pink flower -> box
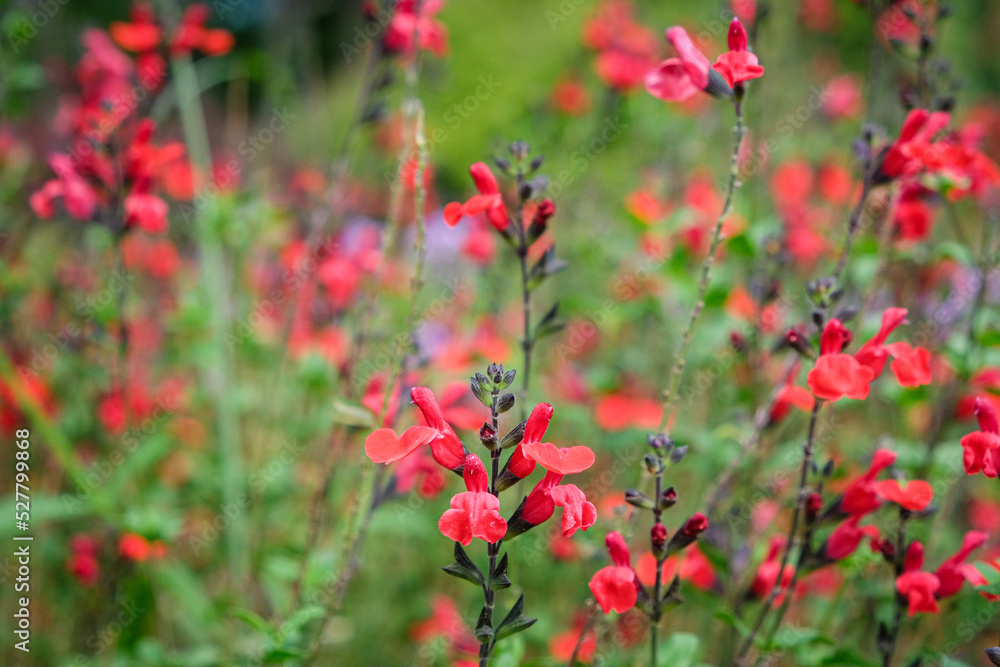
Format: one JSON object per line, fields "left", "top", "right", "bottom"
{"left": 711, "top": 18, "right": 764, "bottom": 87}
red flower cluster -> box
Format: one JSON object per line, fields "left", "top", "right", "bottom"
{"left": 806, "top": 308, "right": 931, "bottom": 401}
{"left": 646, "top": 18, "right": 762, "bottom": 103}
{"left": 895, "top": 531, "right": 990, "bottom": 616}
{"left": 365, "top": 382, "right": 597, "bottom": 545}
{"left": 30, "top": 18, "right": 200, "bottom": 233}
{"left": 383, "top": 0, "right": 448, "bottom": 59}
{"left": 111, "top": 2, "right": 234, "bottom": 84}
{"left": 582, "top": 0, "right": 659, "bottom": 92}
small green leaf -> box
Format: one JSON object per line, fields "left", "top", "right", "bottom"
{"left": 280, "top": 605, "right": 324, "bottom": 634}
{"left": 494, "top": 594, "right": 536, "bottom": 642}
{"left": 475, "top": 605, "right": 494, "bottom": 644}
{"left": 230, "top": 608, "right": 272, "bottom": 637}
{"left": 489, "top": 553, "right": 512, "bottom": 590}
{"left": 442, "top": 542, "right": 485, "bottom": 586}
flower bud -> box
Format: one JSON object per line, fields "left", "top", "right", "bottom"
{"left": 727, "top": 18, "right": 748, "bottom": 52}
{"left": 805, "top": 492, "right": 823, "bottom": 521}
{"left": 651, "top": 522, "right": 668, "bottom": 555}
{"left": 985, "top": 647, "right": 1000, "bottom": 666}
{"left": 660, "top": 486, "right": 678, "bottom": 510}
{"left": 480, "top": 422, "right": 498, "bottom": 450}
{"left": 625, "top": 488, "right": 654, "bottom": 510}
{"left": 644, "top": 453, "right": 662, "bottom": 474}
{"left": 666, "top": 512, "right": 709, "bottom": 555}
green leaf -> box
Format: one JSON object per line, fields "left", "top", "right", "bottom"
{"left": 726, "top": 233, "right": 755, "bottom": 259}
{"left": 263, "top": 647, "right": 305, "bottom": 662}
{"left": 656, "top": 632, "right": 700, "bottom": 667}
{"left": 535, "top": 302, "right": 566, "bottom": 340}
{"left": 230, "top": 608, "right": 273, "bottom": 637}
{"left": 280, "top": 605, "right": 324, "bottom": 634}
{"left": 490, "top": 553, "right": 512, "bottom": 590}
{"left": 979, "top": 330, "right": 1000, "bottom": 347}
{"left": 494, "top": 594, "right": 537, "bottom": 643}
{"left": 442, "top": 542, "right": 485, "bottom": 586}
{"left": 475, "top": 605, "right": 494, "bottom": 644}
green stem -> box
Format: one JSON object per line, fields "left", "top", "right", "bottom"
{"left": 171, "top": 51, "right": 246, "bottom": 585}
{"left": 658, "top": 99, "right": 745, "bottom": 434}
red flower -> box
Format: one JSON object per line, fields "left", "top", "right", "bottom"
{"left": 383, "top": 0, "right": 448, "bottom": 58}
{"left": 807, "top": 319, "right": 875, "bottom": 401}
{"left": 884, "top": 342, "right": 932, "bottom": 387}
{"left": 589, "top": 532, "right": 639, "bottom": 613}
{"left": 752, "top": 537, "right": 795, "bottom": 604}
{"left": 825, "top": 515, "right": 879, "bottom": 560}
{"left": 711, "top": 19, "right": 764, "bottom": 87}
{"left": 438, "top": 454, "right": 507, "bottom": 545}
{"left": 520, "top": 471, "right": 597, "bottom": 537}
{"left": 645, "top": 27, "right": 712, "bottom": 102}
{"left": 68, "top": 535, "right": 100, "bottom": 586}
{"left": 872, "top": 479, "right": 933, "bottom": 511}
{"left": 507, "top": 402, "right": 553, "bottom": 481}
{"left": 895, "top": 545, "right": 940, "bottom": 617}
{"left": 171, "top": 4, "right": 235, "bottom": 56}
{"left": 118, "top": 532, "right": 167, "bottom": 561}
{"left": 411, "top": 386, "right": 468, "bottom": 471}
{"left": 935, "top": 531, "right": 989, "bottom": 598}
{"left": 124, "top": 191, "right": 169, "bottom": 233}
{"left": 31, "top": 155, "right": 99, "bottom": 221}
{"left": 881, "top": 109, "right": 952, "bottom": 179}
{"left": 770, "top": 379, "right": 815, "bottom": 424}
{"left": 443, "top": 163, "right": 508, "bottom": 232}
{"left": 961, "top": 396, "right": 1000, "bottom": 477}
{"left": 841, "top": 449, "right": 897, "bottom": 515}
{"left": 110, "top": 3, "right": 162, "bottom": 52}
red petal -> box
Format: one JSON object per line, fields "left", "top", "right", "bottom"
{"left": 588, "top": 566, "right": 637, "bottom": 614}
{"left": 521, "top": 441, "right": 595, "bottom": 475}
{"left": 365, "top": 425, "right": 437, "bottom": 464}
{"left": 443, "top": 201, "right": 465, "bottom": 227}
{"left": 873, "top": 479, "right": 933, "bottom": 511}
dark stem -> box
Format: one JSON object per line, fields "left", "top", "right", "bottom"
{"left": 735, "top": 401, "right": 822, "bottom": 665}
{"left": 881, "top": 512, "right": 908, "bottom": 667}
{"left": 831, "top": 133, "right": 874, "bottom": 286}
{"left": 650, "top": 466, "right": 664, "bottom": 667}
{"left": 481, "top": 386, "right": 503, "bottom": 667}
{"left": 515, "top": 172, "right": 533, "bottom": 412}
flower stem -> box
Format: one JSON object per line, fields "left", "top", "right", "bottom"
{"left": 735, "top": 401, "right": 822, "bottom": 665}
{"left": 514, "top": 173, "right": 533, "bottom": 411}
{"left": 658, "top": 100, "right": 745, "bottom": 434}
{"left": 881, "top": 512, "right": 908, "bottom": 667}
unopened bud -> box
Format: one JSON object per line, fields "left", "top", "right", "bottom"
{"left": 651, "top": 522, "right": 668, "bottom": 554}
{"left": 480, "top": 422, "right": 498, "bottom": 450}
{"left": 805, "top": 492, "right": 823, "bottom": 521}
{"left": 660, "top": 487, "right": 677, "bottom": 510}
{"left": 985, "top": 647, "right": 1000, "bottom": 666}
{"left": 644, "top": 454, "right": 661, "bottom": 474}
{"left": 625, "top": 489, "right": 654, "bottom": 510}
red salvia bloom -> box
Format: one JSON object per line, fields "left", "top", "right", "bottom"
{"left": 752, "top": 537, "right": 795, "bottom": 604}
{"left": 521, "top": 470, "right": 597, "bottom": 537}
{"left": 411, "top": 386, "right": 468, "bottom": 471}
{"left": 443, "top": 162, "right": 509, "bottom": 232}
{"left": 383, "top": 0, "right": 448, "bottom": 59}
{"left": 589, "top": 532, "right": 639, "bottom": 613}
{"left": 645, "top": 27, "right": 712, "bottom": 102}
{"left": 896, "top": 543, "right": 940, "bottom": 616}
{"left": 854, "top": 308, "right": 908, "bottom": 376}
{"left": 935, "top": 530, "right": 989, "bottom": 598}
{"left": 711, "top": 18, "right": 764, "bottom": 87}
{"left": 825, "top": 515, "right": 879, "bottom": 560}
{"left": 961, "top": 396, "right": 1000, "bottom": 477}
{"left": 807, "top": 319, "right": 875, "bottom": 401}
{"left": 841, "top": 448, "right": 897, "bottom": 515}
{"left": 507, "top": 402, "right": 553, "bottom": 481}
{"left": 30, "top": 155, "right": 100, "bottom": 221}
{"left": 438, "top": 454, "right": 507, "bottom": 546}
{"left": 881, "top": 109, "right": 952, "bottom": 180}
{"left": 872, "top": 479, "right": 933, "bottom": 511}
